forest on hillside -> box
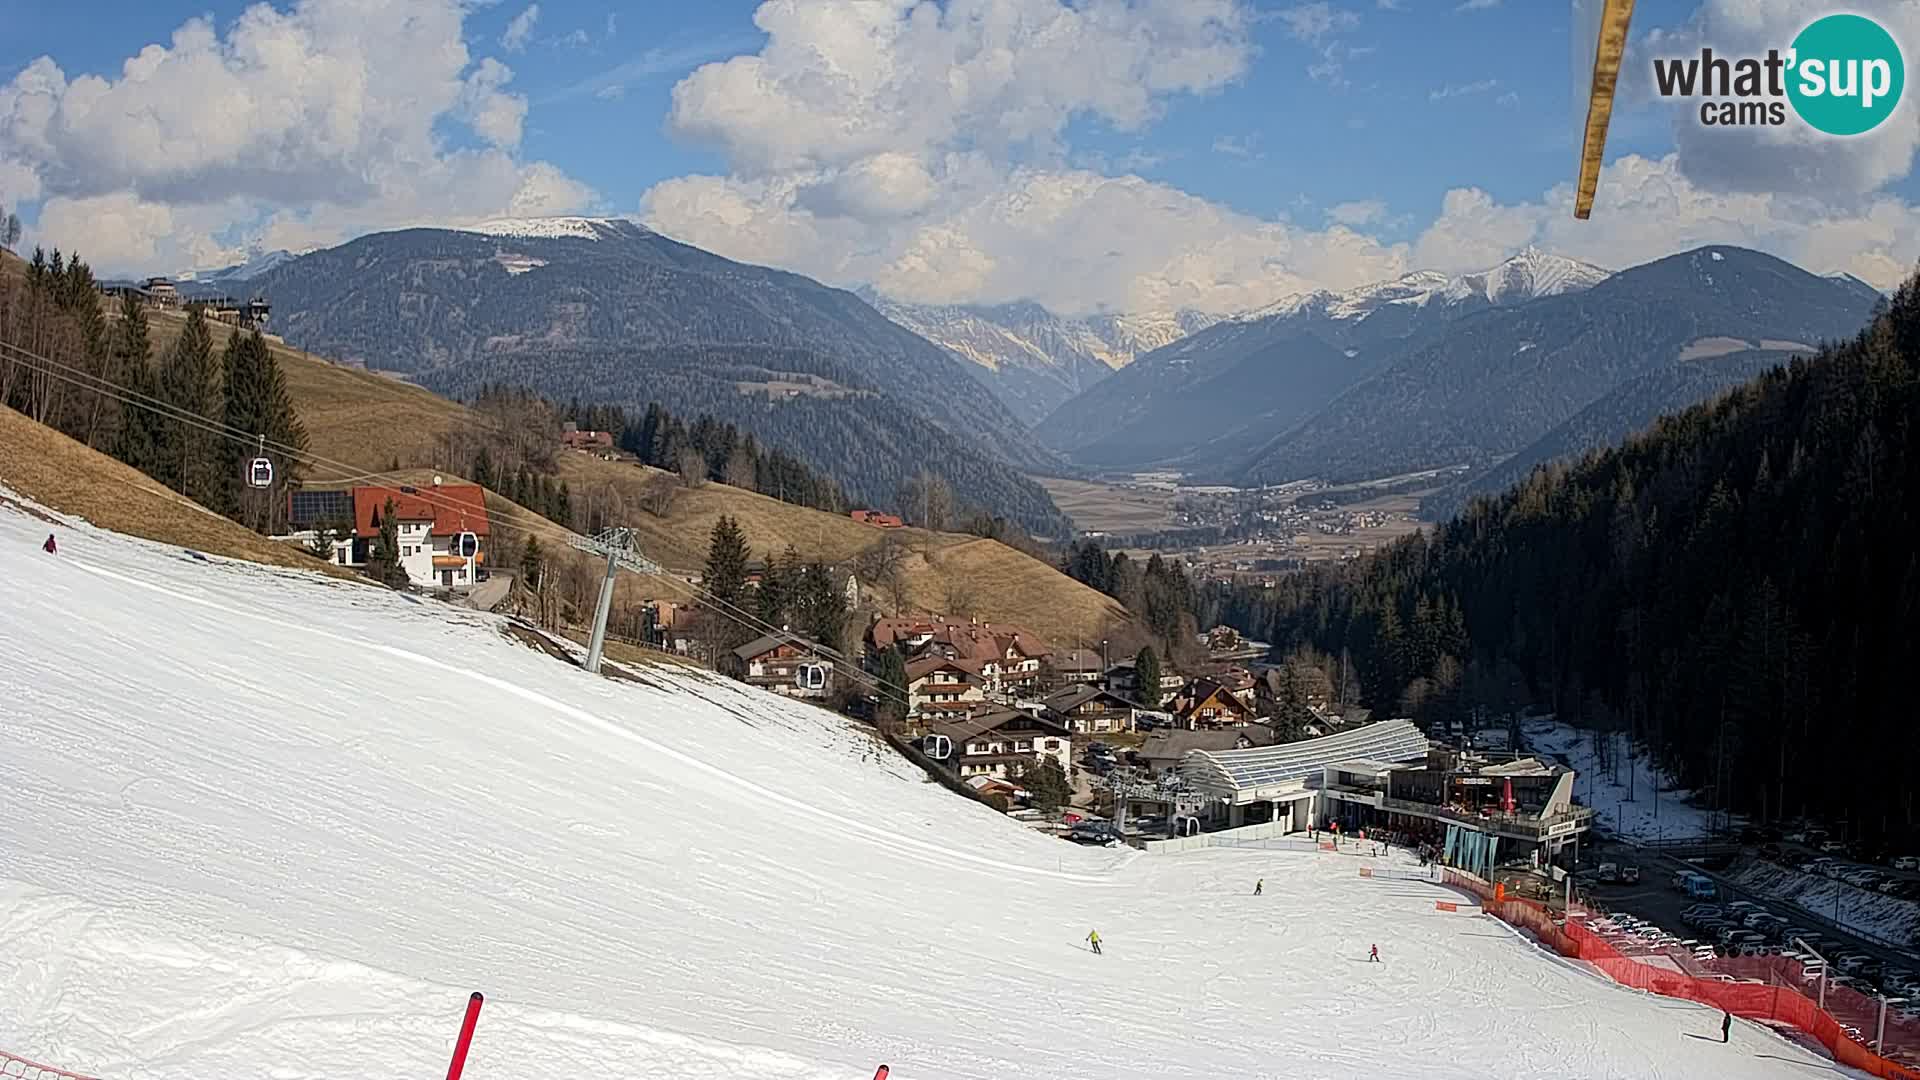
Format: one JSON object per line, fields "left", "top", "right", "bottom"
{"left": 422, "top": 345, "right": 1074, "bottom": 537}
{"left": 1199, "top": 279, "right": 1920, "bottom": 843}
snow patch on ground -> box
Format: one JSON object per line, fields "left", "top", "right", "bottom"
{"left": 1728, "top": 860, "right": 1920, "bottom": 949}
{"left": 0, "top": 494, "right": 1862, "bottom": 1080}
{"left": 1522, "top": 719, "right": 1721, "bottom": 842}
{"left": 460, "top": 217, "right": 626, "bottom": 241}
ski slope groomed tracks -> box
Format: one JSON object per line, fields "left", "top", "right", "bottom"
{"left": 0, "top": 493, "right": 1867, "bottom": 1080}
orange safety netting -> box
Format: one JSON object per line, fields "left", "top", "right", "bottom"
{"left": 1440, "top": 869, "right": 1920, "bottom": 1080}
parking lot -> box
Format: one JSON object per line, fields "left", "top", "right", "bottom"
{"left": 1579, "top": 839, "right": 1920, "bottom": 1009}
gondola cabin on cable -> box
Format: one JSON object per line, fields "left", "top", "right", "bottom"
{"left": 247, "top": 456, "right": 274, "bottom": 488}
{"left": 727, "top": 633, "right": 841, "bottom": 701}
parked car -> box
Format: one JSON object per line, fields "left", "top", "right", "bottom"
{"left": 1598, "top": 862, "right": 1619, "bottom": 883}
{"left": 1068, "top": 822, "right": 1124, "bottom": 845}
{"left": 1892, "top": 855, "right": 1920, "bottom": 871}
{"left": 1820, "top": 839, "right": 1848, "bottom": 854}
{"left": 1621, "top": 866, "right": 1640, "bottom": 884}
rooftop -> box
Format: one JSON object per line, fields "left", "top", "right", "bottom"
{"left": 1180, "top": 720, "right": 1430, "bottom": 793}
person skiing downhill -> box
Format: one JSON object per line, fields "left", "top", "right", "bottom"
{"left": 1087, "top": 929, "right": 1102, "bottom": 956}
{"left": 1368, "top": 944, "right": 1380, "bottom": 963}
{"left": 41, "top": 533, "right": 56, "bottom": 554}
{"left": 1254, "top": 879, "right": 1264, "bottom": 896}
{"left": 1721, "top": 1010, "right": 1732, "bottom": 1043}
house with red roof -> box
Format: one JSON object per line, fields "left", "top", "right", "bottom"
{"left": 348, "top": 480, "right": 491, "bottom": 590}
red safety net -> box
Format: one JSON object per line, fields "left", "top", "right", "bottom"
{"left": 1441, "top": 869, "right": 1920, "bottom": 1079}
{"left": 0, "top": 1051, "right": 102, "bottom": 1080}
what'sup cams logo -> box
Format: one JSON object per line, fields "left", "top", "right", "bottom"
{"left": 1653, "top": 13, "right": 1905, "bottom": 135}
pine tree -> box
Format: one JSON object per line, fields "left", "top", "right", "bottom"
{"left": 111, "top": 293, "right": 161, "bottom": 475}
{"left": 256, "top": 333, "right": 308, "bottom": 534}
{"left": 471, "top": 445, "right": 495, "bottom": 491}
{"left": 1020, "top": 757, "right": 1074, "bottom": 814}
{"left": 155, "top": 306, "right": 221, "bottom": 502}
{"left": 874, "top": 645, "right": 909, "bottom": 725}
{"left": 363, "top": 500, "right": 411, "bottom": 589}
{"left": 756, "top": 548, "right": 790, "bottom": 627}
{"left": 799, "top": 560, "right": 848, "bottom": 651}
{"left": 704, "top": 515, "right": 750, "bottom": 608}
{"left": 1134, "top": 646, "right": 1162, "bottom": 708}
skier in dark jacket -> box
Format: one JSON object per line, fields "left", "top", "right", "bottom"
{"left": 1721, "top": 1010, "right": 1732, "bottom": 1043}
{"left": 42, "top": 533, "right": 56, "bottom": 554}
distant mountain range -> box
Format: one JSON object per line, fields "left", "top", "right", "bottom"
{"left": 1037, "top": 249, "right": 1613, "bottom": 471}
{"left": 1235, "top": 247, "right": 1882, "bottom": 490}
{"left": 237, "top": 218, "right": 1074, "bottom": 535}
{"left": 863, "top": 293, "right": 1220, "bottom": 425}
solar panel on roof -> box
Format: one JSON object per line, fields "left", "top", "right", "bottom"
{"left": 289, "top": 490, "right": 354, "bottom": 529}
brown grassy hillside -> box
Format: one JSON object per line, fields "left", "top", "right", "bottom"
{"left": 253, "top": 333, "right": 1129, "bottom": 645}
{"left": 0, "top": 404, "right": 360, "bottom": 580}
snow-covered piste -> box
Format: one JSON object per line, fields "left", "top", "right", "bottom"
{"left": 0, "top": 494, "right": 1861, "bottom": 1079}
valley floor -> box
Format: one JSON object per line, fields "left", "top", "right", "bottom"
{"left": 0, "top": 493, "right": 1865, "bottom": 1080}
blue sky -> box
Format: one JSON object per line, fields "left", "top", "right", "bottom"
{"left": 3, "top": 0, "right": 1918, "bottom": 313}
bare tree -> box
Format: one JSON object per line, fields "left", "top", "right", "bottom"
{"left": 638, "top": 473, "right": 678, "bottom": 517}
{"left": 678, "top": 448, "right": 708, "bottom": 488}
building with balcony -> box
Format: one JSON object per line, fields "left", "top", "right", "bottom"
{"left": 1319, "top": 747, "right": 1595, "bottom": 875}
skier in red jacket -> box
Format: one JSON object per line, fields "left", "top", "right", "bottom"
{"left": 42, "top": 534, "right": 56, "bottom": 554}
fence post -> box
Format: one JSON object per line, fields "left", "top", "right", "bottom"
{"left": 447, "top": 991, "right": 485, "bottom": 1080}
{"left": 1875, "top": 994, "right": 1887, "bottom": 1055}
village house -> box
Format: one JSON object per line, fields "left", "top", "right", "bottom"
{"left": 1040, "top": 685, "right": 1144, "bottom": 736}
{"left": 559, "top": 422, "right": 615, "bottom": 453}
{"left": 143, "top": 277, "right": 179, "bottom": 308}
{"left": 868, "top": 616, "right": 1052, "bottom": 696}
{"left": 905, "top": 656, "right": 988, "bottom": 720}
{"left": 289, "top": 481, "right": 489, "bottom": 590}
{"left": 728, "top": 634, "right": 838, "bottom": 700}
{"left": 849, "top": 509, "right": 904, "bottom": 528}
{"left": 1169, "top": 676, "right": 1256, "bottom": 730}
{"left": 1104, "top": 659, "right": 1184, "bottom": 703}
{"left": 1052, "top": 648, "right": 1106, "bottom": 685}
{"left": 921, "top": 707, "right": 1072, "bottom": 781}
{"left": 1136, "top": 725, "right": 1280, "bottom": 777}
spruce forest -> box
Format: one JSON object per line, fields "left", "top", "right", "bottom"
{"left": 1198, "top": 277, "right": 1920, "bottom": 842}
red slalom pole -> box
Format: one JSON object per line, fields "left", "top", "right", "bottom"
{"left": 873, "top": 1068, "right": 890, "bottom": 1080}
{"left": 446, "top": 991, "right": 485, "bottom": 1080}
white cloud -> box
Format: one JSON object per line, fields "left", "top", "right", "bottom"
{"left": 1429, "top": 79, "right": 1498, "bottom": 101}
{"left": 666, "top": 0, "right": 1256, "bottom": 176}
{"left": 0, "top": 0, "right": 594, "bottom": 274}
{"left": 1275, "top": 3, "right": 1360, "bottom": 43}
{"left": 645, "top": 165, "right": 1410, "bottom": 316}
{"left": 1412, "top": 154, "right": 1920, "bottom": 290}
{"left": 1327, "top": 199, "right": 1388, "bottom": 226}
{"left": 1456, "top": 0, "right": 1501, "bottom": 10}
{"left": 1212, "top": 134, "right": 1260, "bottom": 158}
{"left": 502, "top": 4, "right": 540, "bottom": 52}
{"left": 1495, "top": 90, "right": 1519, "bottom": 108}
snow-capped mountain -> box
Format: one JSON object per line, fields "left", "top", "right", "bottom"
{"left": 456, "top": 216, "right": 641, "bottom": 241}
{"left": 179, "top": 248, "right": 304, "bottom": 287}
{"left": 1037, "top": 250, "right": 1613, "bottom": 468}
{"left": 863, "top": 291, "right": 1221, "bottom": 425}
{"left": 1235, "top": 249, "right": 1611, "bottom": 325}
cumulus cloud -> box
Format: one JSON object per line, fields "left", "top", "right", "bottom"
{"left": 666, "top": 0, "right": 1256, "bottom": 175}
{"left": 1429, "top": 79, "right": 1499, "bottom": 101}
{"left": 640, "top": 0, "right": 1405, "bottom": 316}
{"left": 1327, "top": 199, "right": 1388, "bottom": 226}
{"left": 502, "top": 4, "right": 540, "bottom": 52}
{"left": 1411, "top": 154, "right": 1920, "bottom": 289}
{"left": 0, "top": 0, "right": 594, "bottom": 273}
{"left": 646, "top": 165, "right": 1411, "bottom": 315}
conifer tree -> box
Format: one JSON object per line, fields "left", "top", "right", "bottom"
{"left": 703, "top": 515, "right": 750, "bottom": 608}
{"left": 1134, "top": 646, "right": 1162, "bottom": 708}
{"left": 155, "top": 306, "right": 221, "bottom": 502}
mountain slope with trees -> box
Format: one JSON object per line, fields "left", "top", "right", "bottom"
{"left": 247, "top": 221, "right": 1071, "bottom": 534}
{"left": 1203, "top": 276, "right": 1920, "bottom": 834}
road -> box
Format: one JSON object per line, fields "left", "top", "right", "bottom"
{"left": 461, "top": 571, "right": 512, "bottom": 612}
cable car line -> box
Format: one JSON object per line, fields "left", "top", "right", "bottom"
{"left": 1, "top": 340, "right": 920, "bottom": 703}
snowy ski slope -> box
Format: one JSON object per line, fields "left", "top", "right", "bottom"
{"left": 0, "top": 493, "right": 1863, "bottom": 1080}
